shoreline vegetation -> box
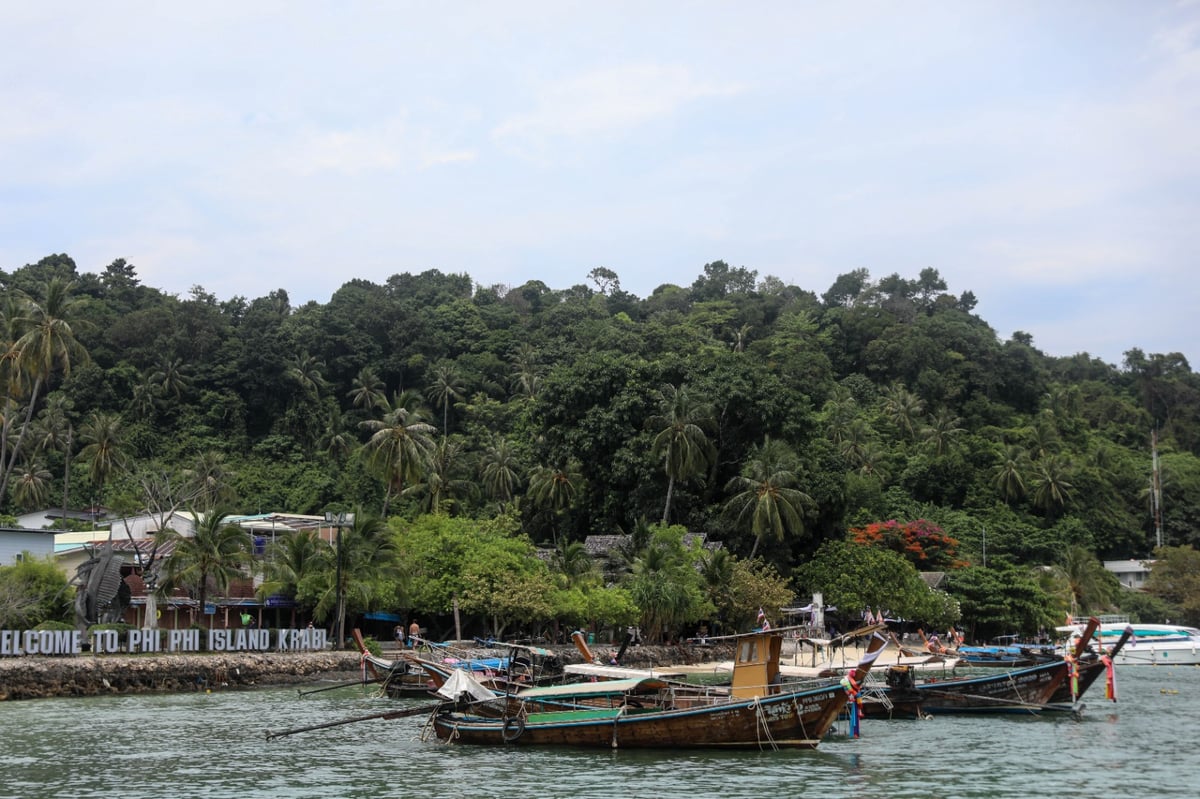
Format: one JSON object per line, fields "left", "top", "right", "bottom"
{"left": 0, "top": 640, "right": 739, "bottom": 701}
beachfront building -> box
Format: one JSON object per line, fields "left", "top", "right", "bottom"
{"left": 0, "top": 526, "right": 57, "bottom": 565}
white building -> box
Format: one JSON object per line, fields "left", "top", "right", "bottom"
{"left": 1103, "top": 559, "right": 1155, "bottom": 590}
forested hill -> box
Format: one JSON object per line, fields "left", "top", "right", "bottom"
{"left": 2, "top": 254, "right": 1197, "bottom": 574}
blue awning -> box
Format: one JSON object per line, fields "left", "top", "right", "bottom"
{"left": 364, "top": 611, "right": 402, "bottom": 622}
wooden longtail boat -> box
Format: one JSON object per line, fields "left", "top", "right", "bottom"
{"left": 1045, "top": 623, "right": 1133, "bottom": 706}
{"left": 352, "top": 629, "right": 563, "bottom": 697}
{"left": 350, "top": 630, "right": 439, "bottom": 697}
{"left": 862, "top": 618, "right": 1120, "bottom": 718}
{"left": 424, "top": 628, "right": 890, "bottom": 750}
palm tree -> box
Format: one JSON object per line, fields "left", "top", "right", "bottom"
{"left": 1052, "top": 545, "right": 1118, "bottom": 617}
{"left": 32, "top": 393, "right": 74, "bottom": 520}
{"left": 129, "top": 371, "right": 160, "bottom": 417}
{"left": 993, "top": 445, "right": 1030, "bottom": 505}
{"left": 286, "top": 353, "right": 328, "bottom": 399}
{"left": 11, "top": 460, "right": 51, "bottom": 509}
{"left": 1027, "top": 414, "right": 1061, "bottom": 460}
{"left": 838, "top": 417, "right": 877, "bottom": 469}
{"left": 647, "top": 384, "right": 715, "bottom": 524}
{"left": 527, "top": 462, "right": 582, "bottom": 546}
{"left": 701, "top": 548, "right": 735, "bottom": 624}
{"left": 553, "top": 539, "right": 597, "bottom": 588}
{"left": 509, "top": 344, "right": 542, "bottom": 399}
{"left": 881, "top": 384, "right": 925, "bottom": 440}
{"left": 402, "top": 437, "right": 477, "bottom": 514}
{"left": 149, "top": 357, "right": 191, "bottom": 401}
{"left": 258, "top": 529, "right": 323, "bottom": 627}
{"left": 626, "top": 538, "right": 697, "bottom": 642}
{"left": 0, "top": 278, "right": 89, "bottom": 500}
{"left": 723, "top": 436, "right": 813, "bottom": 560}
{"left": 821, "top": 386, "right": 858, "bottom": 446}
{"left": 921, "top": 407, "right": 965, "bottom": 456}
{"left": 77, "top": 412, "right": 127, "bottom": 503}
{"left": 479, "top": 435, "right": 522, "bottom": 507}
{"left": 1031, "top": 455, "right": 1074, "bottom": 514}
{"left": 159, "top": 510, "right": 250, "bottom": 630}
{"left": 182, "top": 451, "right": 238, "bottom": 512}
{"left": 313, "top": 513, "right": 393, "bottom": 648}
{"left": 856, "top": 441, "right": 891, "bottom": 481}
{"left": 319, "top": 406, "right": 354, "bottom": 462}
{"left": 347, "top": 366, "right": 386, "bottom": 411}
{"left": 359, "top": 396, "right": 437, "bottom": 516}
{"left": 426, "top": 364, "right": 465, "bottom": 438}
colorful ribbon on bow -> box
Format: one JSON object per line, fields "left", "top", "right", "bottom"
{"left": 841, "top": 673, "right": 862, "bottom": 738}
{"left": 1101, "top": 652, "right": 1116, "bottom": 701}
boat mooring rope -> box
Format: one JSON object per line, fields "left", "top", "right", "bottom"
{"left": 752, "top": 697, "right": 779, "bottom": 751}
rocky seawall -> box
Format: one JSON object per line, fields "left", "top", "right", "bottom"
{"left": 0, "top": 651, "right": 365, "bottom": 701}
{"left": 0, "top": 640, "right": 736, "bottom": 701}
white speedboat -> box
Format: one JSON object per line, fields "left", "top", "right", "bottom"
{"left": 1104, "top": 623, "right": 1200, "bottom": 665}
{"left": 1062, "top": 619, "right": 1200, "bottom": 666}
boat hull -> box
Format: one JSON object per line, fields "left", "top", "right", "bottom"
{"left": 863, "top": 660, "right": 1067, "bottom": 718}
{"left": 1112, "top": 642, "right": 1200, "bottom": 666}
{"left": 432, "top": 686, "right": 846, "bottom": 749}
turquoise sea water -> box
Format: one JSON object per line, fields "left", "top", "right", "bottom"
{"left": 3, "top": 665, "right": 1199, "bottom": 799}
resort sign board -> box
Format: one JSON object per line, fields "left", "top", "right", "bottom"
{"left": 0, "top": 627, "right": 328, "bottom": 657}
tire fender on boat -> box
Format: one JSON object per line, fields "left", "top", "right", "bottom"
{"left": 502, "top": 715, "right": 525, "bottom": 743}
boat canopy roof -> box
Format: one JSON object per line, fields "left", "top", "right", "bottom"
{"left": 563, "top": 663, "right": 685, "bottom": 680}
{"left": 515, "top": 677, "right": 668, "bottom": 699}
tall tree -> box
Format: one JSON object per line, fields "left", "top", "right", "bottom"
{"left": 359, "top": 395, "right": 437, "bottom": 516}
{"left": 426, "top": 363, "right": 465, "bottom": 438}
{"left": 1, "top": 278, "right": 89, "bottom": 500}
{"left": 881, "top": 383, "right": 925, "bottom": 440}
{"left": 11, "top": 461, "right": 51, "bottom": 509}
{"left": 158, "top": 509, "right": 250, "bottom": 630}
{"left": 347, "top": 366, "right": 386, "bottom": 411}
{"left": 993, "top": 445, "right": 1031, "bottom": 505}
{"left": 258, "top": 528, "right": 322, "bottom": 627}
{"left": 527, "top": 462, "right": 582, "bottom": 546}
{"left": 77, "top": 412, "right": 127, "bottom": 504}
{"left": 723, "top": 436, "right": 813, "bottom": 560}
{"left": 182, "top": 451, "right": 238, "bottom": 512}
{"left": 647, "top": 384, "right": 715, "bottom": 524}
{"left": 921, "top": 407, "right": 965, "bottom": 456}
{"left": 32, "top": 393, "right": 74, "bottom": 520}
{"left": 1031, "top": 455, "right": 1074, "bottom": 515}
{"left": 479, "top": 435, "right": 522, "bottom": 508}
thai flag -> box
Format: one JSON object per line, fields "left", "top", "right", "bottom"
{"left": 757, "top": 607, "right": 766, "bottom": 623}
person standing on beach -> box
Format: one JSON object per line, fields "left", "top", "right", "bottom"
{"left": 409, "top": 619, "right": 420, "bottom": 648}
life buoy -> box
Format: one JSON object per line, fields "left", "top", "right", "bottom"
{"left": 502, "top": 715, "right": 525, "bottom": 743}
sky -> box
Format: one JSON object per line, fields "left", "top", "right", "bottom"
{"left": 2, "top": 1, "right": 1198, "bottom": 368}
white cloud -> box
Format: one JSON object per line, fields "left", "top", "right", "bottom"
{"left": 492, "top": 64, "right": 743, "bottom": 144}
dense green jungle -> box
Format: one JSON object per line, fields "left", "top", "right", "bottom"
{"left": 2, "top": 253, "right": 1199, "bottom": 639}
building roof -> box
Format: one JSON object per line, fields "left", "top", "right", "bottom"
{"left": 1103, "top": 559, "right": 1155, "bottom": 574}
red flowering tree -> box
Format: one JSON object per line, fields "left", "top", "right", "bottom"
{"left": 849, "top": 519, "right": 967, "bottom": 571}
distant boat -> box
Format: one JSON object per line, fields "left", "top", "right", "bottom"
{"left": 1061, "top": 617, "right": 1200, "bottom": 666}
{"left": 862, "top": 618, "right": 1126, "bottom": 718}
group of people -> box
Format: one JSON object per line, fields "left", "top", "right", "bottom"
{"left": 394, "top": 620, "right": 422, "bottom": 648}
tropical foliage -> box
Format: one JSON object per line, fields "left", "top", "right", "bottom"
{"left": 2, "top": 255, "right": 1199, "bottom": 637}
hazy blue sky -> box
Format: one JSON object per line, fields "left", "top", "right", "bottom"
{"left": 3, "top": 2, "right": 1197, "bottom": 367}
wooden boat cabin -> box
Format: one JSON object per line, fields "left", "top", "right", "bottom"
{"left": 730, "top": 630, "right": 783, "bottom": 699}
